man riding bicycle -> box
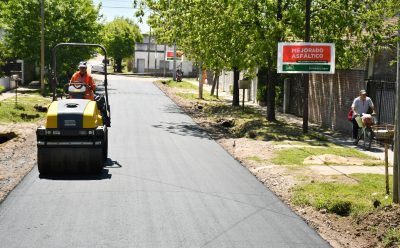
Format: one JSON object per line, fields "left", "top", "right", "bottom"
{"left": 351, "top": 89, "right": 376, "bottom": 143}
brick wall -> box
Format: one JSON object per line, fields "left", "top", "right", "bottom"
{"left": 288, "top": 70, "right": 367, "bottom": 134}
{"left": 220, "top": 69, "right": 371, "bottom": 134}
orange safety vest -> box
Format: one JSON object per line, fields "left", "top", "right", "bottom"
{"left": 201, "top": 70, "right": 207, "bottom": 84}
{"left": 70, "top": 72, "right": 96, "bottom": 100}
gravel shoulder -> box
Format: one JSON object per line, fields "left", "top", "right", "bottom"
{"left": 0, "top": 122, "right": 39, "bottom": 202}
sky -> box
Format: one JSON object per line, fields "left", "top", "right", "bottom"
{"left": 92, "top": 0, "right": 149, "bottom": 33}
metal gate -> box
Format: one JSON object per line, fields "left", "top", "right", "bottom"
{"left": 367, "top": 79, "right": 396, "bottom": 125}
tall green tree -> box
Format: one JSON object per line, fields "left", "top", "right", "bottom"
{"left": 310, "top": 0, "right": 399, "bottom": 69}
{"left": 136, "top": 0, "right": 398, "bottom": 117}
{"left": 0, "top": 1, "right": 9, "bottom": 74}
{"left": 138, "top": 0, "right": 259, "bottom": 106}
{"left": 1, "top": 0, "right": 102, "bottom": 82}
{"left": 102, "top": 17, "right": 142, "bottom": 72}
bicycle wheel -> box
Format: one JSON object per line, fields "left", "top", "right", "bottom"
{"left": 354, "top": 128, "right": 362, "bottom": 145}
{"left": 363, "top": 127, "right": 373, "bottom": 150}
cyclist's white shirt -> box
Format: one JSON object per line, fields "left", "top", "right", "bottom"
{"left": 351, "top": 96, "right": 374, "bottom": 116}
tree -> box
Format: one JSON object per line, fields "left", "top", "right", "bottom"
{"left": 102, "top": 17, "right": 142, "bottom": 73}
{"left": 0, "top": 42, "right": 8, "bottom": 77}
{"left": 137, "top": 0, "right": 258, "bottom": 106}
{"left": 137, "top": 0, "right": 398, "bottom": 117}
{"left": 1, "top": 0, "right": 102, "bottom": 83}
{"left": 0, "top": 1, "right": 9, "bottom": 76}
{"left": 310, "top": 0, "right": 399, "bottom": 69}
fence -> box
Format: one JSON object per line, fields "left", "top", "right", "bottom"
{"left": 286, "top": 70, "right": 367, "bottom": 134}
{"left": 367, "top": 79, "right": 396, "bottom": 125}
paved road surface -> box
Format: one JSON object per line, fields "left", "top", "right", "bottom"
{"left": 0, "top": 75, "right": 330, "bottom": 247}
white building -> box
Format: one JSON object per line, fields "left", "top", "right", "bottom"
{"left": 134, "top": 34, "right": 195, "bottom": 77}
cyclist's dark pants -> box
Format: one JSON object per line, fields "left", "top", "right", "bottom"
{"left": 351, "top": 117, "right": 359, "bottom": 139}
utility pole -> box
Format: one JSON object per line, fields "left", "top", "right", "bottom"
{"left": 303, "top": 0, "right": 311, "bottom": 133}
{"left": 392, "top": 17, "right": 399, "bottom": 203}
{"left": 147, "top": 27, "right": 151, "bottom": 73}
{"left": 198, "top": 62, "right": 203, "bottom": 99}
{"left": 40, "top": 0, "right": 45, "bottom": 95}
{"left": 163, "top": 44, "right": 166, "bottom": 77}
{"left": 155, "top": 36, "right": 157, "bottom": 70}
{"left": 173, "top": 42, "right": 176, "bottom": 81}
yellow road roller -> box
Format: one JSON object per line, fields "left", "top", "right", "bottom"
{"left": 36, "top": 43, "right": 111, "bottom": 174}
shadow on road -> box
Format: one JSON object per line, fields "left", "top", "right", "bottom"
{"left": 38, "top": 158, "right": 123, "bottom": 180}
{"left": 104, "top": 158, "right": 122, "bottom": 168}
{"left": 161, "top": 104, "right": 186, "bottom": 115}
{"left": 152, "top": 122, "right": 211, "bottom": 139}
{"left": 39, "top": 168, "right": 112, "bottom": 180}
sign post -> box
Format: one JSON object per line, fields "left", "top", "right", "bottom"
{"left": 239, "top": 79, "right": 251, "bottom": 110}
{"left": 277, "top": 42, "right": 335, "bottom": 133}
{"left": 278, "top": 42, "right": 335, "bottom": 74}
{"left": 166, "top": 51, "right": 183, "bottom": 61}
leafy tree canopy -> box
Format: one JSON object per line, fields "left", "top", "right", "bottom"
{"left": 1, "top": 0, "right": 102, "bottom": 81}
{"left": 311, "top": 0, "right": 399, "bottom": 69}
{"left": 136, "top": 0, "right": 399, "bottom": 70}
{"left": 136, "top": 0, "right": 398, "bottom": 115}
{"left": 102, "top": 17, "right": 142, "bottom": 72}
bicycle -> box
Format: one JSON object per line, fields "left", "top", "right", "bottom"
{"left": 354, "top": 114, "right": 376, "bottom": 150}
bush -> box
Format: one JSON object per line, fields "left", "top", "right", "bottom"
{"left": 0, "top": 85, "right": 5, "bottom": 94}
{"left": 315, "top": 199, "right": 352, "bottom": 216}
{"left": 256, "top": 84, "right": 283, "bottom": 106}
{"left": 275, "top": 84, "right": 283, "bottom": 107}
{"left": 327, "top": 200, "right": 352, "bottom": 216}
{"left": 256, "top": 85, "right": 266, "bottom": 102}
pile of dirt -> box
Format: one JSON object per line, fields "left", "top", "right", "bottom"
{"left": 355, "top": 205, "right": 400, "bottom": 247}
{"left": 304, "top": 154, "right": 365, "bottom": 165}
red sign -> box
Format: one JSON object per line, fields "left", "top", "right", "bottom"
{"left": 282, "top": 45, "right": 331, "bottom": 63}
{"left": 166, "top": 51, "right": 174, "bottom": 58}
{"left": 278, "top": 42, "right": 335, "bottom": 74}
{"left": 166, "top": 51, "right": 183, "bottom": 61}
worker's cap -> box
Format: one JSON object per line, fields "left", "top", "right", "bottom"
{"left": 360, "top": 89, "right": 367, "bottom": 95}
{"left": 78, "top": 62, "right": 87, "bottom": 68}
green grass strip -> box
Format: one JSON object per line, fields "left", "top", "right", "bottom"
{"left": 0, "top": 95, "right": 50, "bottom": 123}
{"left": 272, "top": 147, "right": 377, "bottom": 165}
{"left": 165, "top": 80, "right": 198, "bottom": 90}
{"left": 383, "top": 228, "right": 400, "bottom": 247}
{"left": 292, "top": 174, "right": 392, "bottom": 216}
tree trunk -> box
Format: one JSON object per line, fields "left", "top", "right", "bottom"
{"left": 210, "top": 73, "right": 217, "bottom": 96}
{"left": 198, "top": 65, "right": 204, "bottom": 99}
{"left": 264, "top": 0, "right": 280, "bottom": 122}
{"left": 115, "top": 58, "right": 123, "bottom": 73}
{"left": 232, "top": 68, "right": 240, "bottom": 106}
{"left": 216, "top": 75, "right": 219, "bottom": 99}
{"left": 258, "top": 66, "right": 268, "bottom": 105}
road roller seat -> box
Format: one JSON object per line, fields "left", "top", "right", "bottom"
{"left": 65, "top": 82, "right": 93, "bottom": 99}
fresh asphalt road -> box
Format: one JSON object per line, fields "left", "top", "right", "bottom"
{"left": 0, "top": 75, "right": 330, "bottom": 247}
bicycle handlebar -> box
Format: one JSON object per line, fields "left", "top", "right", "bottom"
{"left": 354, "top": 113, "right": 376, "bottom": 117}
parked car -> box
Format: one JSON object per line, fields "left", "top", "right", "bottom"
{"left": 91, "top": 63, "right": 105, "bottom": 74}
